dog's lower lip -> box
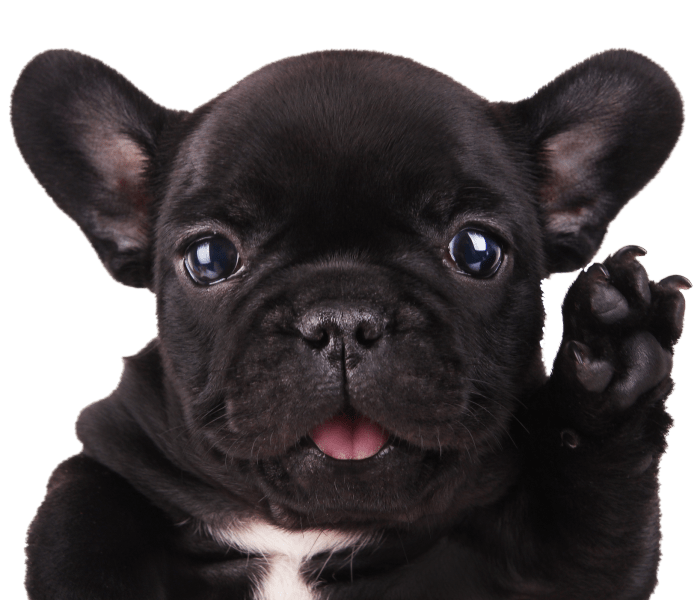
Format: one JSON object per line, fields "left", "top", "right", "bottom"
{"left": 304, "top": 437, "right": 396, "bottom": 461}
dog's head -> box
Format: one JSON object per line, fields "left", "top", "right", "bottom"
{"left": 12, "top": 50, "right": 681, "bottom": 527}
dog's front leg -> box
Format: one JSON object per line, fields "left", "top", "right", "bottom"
{"left": 25, "top": 454, "right": 176, "bottom": 599}
{"left": 26, "top": 453, "right": 264, "bottom": 600}
{"left": 514, "top": 247, "right": 688, "bottom": 599}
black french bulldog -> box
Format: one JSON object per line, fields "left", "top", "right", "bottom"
{"left": 12, "top": 49, "right": 689, "bottom": 600}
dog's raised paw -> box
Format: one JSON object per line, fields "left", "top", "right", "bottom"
{"left": 552, "top": 247, "right": 689, "bottom": 419}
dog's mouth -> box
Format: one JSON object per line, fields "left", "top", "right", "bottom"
{"left": 253, "top": 408, "right": 472, "bottom": 527}
{"left": 308, "top": 408, "right": 391, "bottom": 460}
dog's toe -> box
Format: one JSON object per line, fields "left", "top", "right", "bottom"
{"left": 650, "top": 275, "right": 691, "bottom": 346}
{"left": 586, "top": 265, "right": 630, "bottom": 325}
{"left": 606, "top": 331, "right": 673, "bottom": 411}
{"left": 601, "top": 246, "right": 652, "bottom": 315}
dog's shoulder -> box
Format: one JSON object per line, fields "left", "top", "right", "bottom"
{"left": 29, "top": 453, "right": 169, "bottom": 543}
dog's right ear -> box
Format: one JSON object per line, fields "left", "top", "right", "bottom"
{"left": 12, "top": 50, "right": 185, "bottom": 288}
{"left": 501, "top": 50, "right": 683, "bottom": 274}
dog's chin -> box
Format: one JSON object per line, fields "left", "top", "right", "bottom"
{"left": 251, "top": 433, "right": 470, "bottom": 527}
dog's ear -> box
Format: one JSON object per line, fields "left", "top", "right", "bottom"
{"left": 506, "top": 50, "right": 683, "bottom": 273}
{"left": 12, "top": 50, "right": 185, "bottom": 288}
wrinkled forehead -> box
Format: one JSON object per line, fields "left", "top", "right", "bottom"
{"left": 162, "top": 52, "right": 534, "bottom": 238}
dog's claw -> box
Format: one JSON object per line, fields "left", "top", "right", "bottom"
{"left": 561, "top": 429, "right": 580, "bottom": 449}
{"left": 564, "top": 340, "right": 614, "bottom": 393}
{"left": 604, "top": 246, "right": 651, "bottom": 308}
{"left": 606, "top": 244, "right": 648, "bottom": 260}
{"left": 659, "top": 275, "right": 692, "bottom": 291}
{"left": 568, "top": 340, "right": 588, "bottom": 364}
{"left": 598, "top": 264, "right": 610, "bottom": 280}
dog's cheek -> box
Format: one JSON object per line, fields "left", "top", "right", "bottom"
{"left": 155, "top": 263, "right": 231, "bottom": 397}
{"left": 450, "top": 271, "right": 546, "bottom": 432}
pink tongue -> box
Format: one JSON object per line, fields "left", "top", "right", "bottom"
{"left": 310, "top": 413, "right": 389, "bottom": 460}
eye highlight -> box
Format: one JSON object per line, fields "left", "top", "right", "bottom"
{"left": 448, "top": 229, "right": 502, "bottom": 277}
{"left": 184, "top": 236, "right": 240, "bottom": 284}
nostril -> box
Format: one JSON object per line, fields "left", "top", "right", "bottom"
{"left": 355, "top": 321, "right": 383, "bottom": 347}
{"left": 298, "top": 309, "right": 338, "bottom": 349}
{"left": 302, "top": 327, "right": 330, "bottom": 349}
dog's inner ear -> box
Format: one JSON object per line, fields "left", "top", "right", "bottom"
{"left": 81, "top": 123, "right": 151, "bottom": 255}
{"left": 12, "top": 50, "right": 182, "bottom": 288}
{"left": 508, "top": 50, "right": 683, "bottom": 273}
{"left": 539, "top": 123, "right": 606, "bottom": 248}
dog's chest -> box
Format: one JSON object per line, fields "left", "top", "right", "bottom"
{"left": 209, "top": 521, "right": 371, "bottom": 600}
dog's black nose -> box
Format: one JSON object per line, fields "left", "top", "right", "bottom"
{"left": 298, "top": 303, "right": 388, "bottom": 350}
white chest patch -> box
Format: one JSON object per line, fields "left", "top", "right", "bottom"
{"left": 208, "top": 520, "right": 373, "bottom": 600}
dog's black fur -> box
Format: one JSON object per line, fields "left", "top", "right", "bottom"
{"left": 13, "top": 49, "right": 688, "bottom": 599}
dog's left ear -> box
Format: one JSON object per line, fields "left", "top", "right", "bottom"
{"left": 504, "top": 50, "right": 683, "bottom": 273}
{"left": 12, "top": 50, "right": 186, "bottom": 288}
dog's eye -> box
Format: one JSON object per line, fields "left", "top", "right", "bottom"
{"left": 184, "top": 236, "right": 240, "bottom": 285}
{"left": 448, "top": 229, "right": 502, "bottom": 277}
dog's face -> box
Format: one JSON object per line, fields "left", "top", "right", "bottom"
{"left": 156, "top": 54, "right": 547, "bottom": 523}
{"left": 12, "top": 50, "right": 681, "bottom": 527}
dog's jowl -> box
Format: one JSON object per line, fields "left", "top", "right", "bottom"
{"left": 12, "top": 49, "right": 688, "bottom": 599}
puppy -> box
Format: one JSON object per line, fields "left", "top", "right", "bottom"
{"left": 12, "top": 49, "right": 688, "bottom": 600}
